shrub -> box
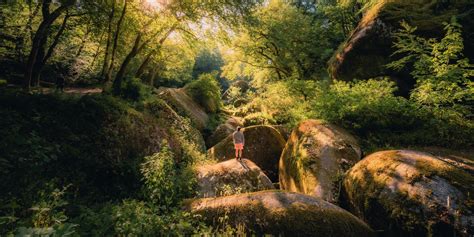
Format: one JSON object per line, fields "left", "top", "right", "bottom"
{"left": 387, "top": 20, "right": 473, "bottom": 122}
{"left": 185, "top": 73, "right": 222, "bottom": 113}
{"left": 243, "top": 112, "right": 276, "bottom": 126}
{"left": 119, "top": 77, "right": 151, "bottom": 102}
{"left": 140, "top": 142, "right": 197, "bottom": 208}
{"left": 0, "top": 79, "right": 7, "bottom": 87}
{"left": 112, "top": 200, "right": 211, "bottom": 236}
{"left": 309, "top": 79, "right": 474, "bottom": 149}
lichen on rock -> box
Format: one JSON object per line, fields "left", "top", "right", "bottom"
{"left": 342, "top": 150, "right": 474, "bottom": 237}
{"left": 279, "top": 119, "right": 361, "bottom": 203}
{"left": 185, "top": 190, "right": 375, "bottom": 237}
{"left": 195, "top": 159, "right": 273, "bottom": 198}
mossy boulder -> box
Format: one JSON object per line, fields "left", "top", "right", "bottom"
{"left": 343, "top": 150, "right": 474, "bottom": 237}
{"left": 207, "top": 125, "right": 286, "bottom": 182}
{"left": 206, "top": 116, "right": 243, "bottom": 148}
{"left": 143, "top": 98, "right": 206, "bottom": 154}
{"left": 195, "top": 159, "right": 273, "bottom": 198}
{"left": 185, "top": 190, "right": 374, "bottom": 236}
{"left": 279, "top": 119, "right": 361, "bottom": 203}
{"left": 272, "top": 124, "right": 290, "bottom": 140}
{"left": 328, "top": 0, "right": 474, "bottom": 94}
{"left": 157, "top": 88, "right": 209, "bottom": 130}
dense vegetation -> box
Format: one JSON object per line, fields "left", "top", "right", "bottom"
{"left": 0, "top": 0, "right": 472, "bottom": 235}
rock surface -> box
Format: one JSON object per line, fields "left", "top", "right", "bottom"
{"left": 158, "top": 88, "right": 209, "bottom": 130}
{"left": 185, "top": 190, "right": 374, "bottom": 236}
{"left": 328, "top": 0, "right": 474, "bottom": 94}
{"left": 195, "top": 159, "right": 273, "bottom": 198}
{"left": 279, "top": 119, "right": 361, "bottom": 203}
{"left": 343, "top": 150, "right": 474, "bottom": 237}
{"left": 206, "top": 117, "right": 243, "bottom": 148}
{"left": 207, "top": 125, "right": 286, "bottom": 182}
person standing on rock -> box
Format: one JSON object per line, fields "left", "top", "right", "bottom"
{"left": 233, "top": 127, "right": 245, "bottom": 160}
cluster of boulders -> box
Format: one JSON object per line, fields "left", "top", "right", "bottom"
{"left": 188, "top": 118, "right": 474, "bottom": 236}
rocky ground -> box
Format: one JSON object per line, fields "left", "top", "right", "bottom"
{"left": 192, "top": 115, "right": 474, "bottom": 236}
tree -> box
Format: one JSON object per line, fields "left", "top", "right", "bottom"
{"left": 23, "top": 0, "right": 76, "bottom": 90}
{"left": 222, "top": 0, "right": 338, "bottom": 85}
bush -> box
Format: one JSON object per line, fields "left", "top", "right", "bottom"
{"left": 0, "top": 92, "right": 172, "bottom": 234}
{"left": 112, "top": 200, "right": 211, "bottom": 236}
{"left": 119, "top": 77, "right": 151, "bottom": 102}
{"left": 141, "top": 142, "right": 197, "bottom": 208}
{"left": 0, "top": 79, "right": 7, "bottom": 87}
{"left": 309, "top": 79, "right": 474, "bottom": 149}
{"left": 185, "top": 73, "right": 222, "bottom": 113}
{"left": 243, "top": 112, "right": 276, "bottom": 126}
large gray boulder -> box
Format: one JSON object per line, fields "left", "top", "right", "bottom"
{"left": 343, "top": 150, "right": 474, "bottom": 237}
{"left": 207, "top": 125, "right": 286, "bottom": 182}
{"left": 158, "top": 88, "right": 209, "bottom": 130}
{"left": 185, "top": 190, "right": 375, "bottom": 237}
{"left": 279, "top": 119, "right": 361, "bottom": 203}
{"left": 206, "top": 116, "right": 243, "bottom": 148}
{"left": 195, "top": 159, "right": 273, "bottom": 198}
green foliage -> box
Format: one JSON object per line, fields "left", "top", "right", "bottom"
{"left": 118, "top": 77, "right": 152, "bottom": 102}
{"left": 0, "top": 79, "right": 7, "bottom": 87}
{"left": 111, "top": 200, "right": 211, "bottom": 236}
{"left": 0, "top": 92, "right": 171, "bottom": 234}
{"left": 222, "top": 0, "right": 342, "bottom": 84}
{"left": 309, "top": 79, "right": 474, "bottom": 149}
{"left": 3, "top": 182, "right": 78, "bottom": 236}
{"left": 185, "top": 73, "right": 222, "bottom": 113}
{"left": 192, "top": 48, "right": 224, "bottom": 79}
{"left": 387, "top": 20, "right": 474, "bottom": 118}
{"left": 140, "top": 143, "right": 196, "bottom": 208}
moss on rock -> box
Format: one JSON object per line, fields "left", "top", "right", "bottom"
{"left": 343, "top": 150, "right": 474, "bottom": 237}
{"left": 207, "top": 125, "right": 286, "bottom": 182}
{"left": 279, "top": 119, "right": 361, "bottom": 203}
{"left": 329, "top": 0, "right": 474, "bottom": 94}
{"left": 195, "top": 159, "right": 273, "bottom": 198}
{"left": 157, "top": 87, "right": 209, "bottom": 130}
{"left": 185, "top": 190, "right": 375, "bottom": 237}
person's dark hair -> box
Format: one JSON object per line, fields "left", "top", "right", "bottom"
{"left": 237, "top": 126, "right": 241, "bottom": 131}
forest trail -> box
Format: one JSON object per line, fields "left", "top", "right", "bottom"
{"left": 29, "top": 86, "right": 103, "bottom": 95}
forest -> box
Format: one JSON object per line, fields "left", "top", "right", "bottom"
{"left": 0, "top": 0, "right": 473, "bottom": 236}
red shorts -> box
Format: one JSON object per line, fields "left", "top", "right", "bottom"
{"left": 234, "top": 143, "right": 244, "bottom": 149}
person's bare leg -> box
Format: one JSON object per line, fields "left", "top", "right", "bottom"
{"left": 235, "top": 148, "right": 239, "bottom": 159}
{"left": 239, "top": 148, "right": 243, "bottom": 159}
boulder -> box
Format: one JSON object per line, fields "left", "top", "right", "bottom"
{"left": 195, "top": 159, "right": 273, "bottom": 198}
{"left": 328, "top": 0, "right": 474, "bottom": 94}
{"left": 279, "top": 119, "right": 361, "bottom": 203}
{"left": 271, "top": 125, "right": 290, "bottom": 140}
{"left": 207, "top": 125, "right": 286, "bottom": 182}
{"left": 343, "top": 150, "right": 474, "bottom": 237}
{"left": 206, "top": 117, "right": 243, "bottom": 148}
{"left": 185, "top": 190, "right": 375, "bottom": 236}
{"left": 144, "top": 98, "right": 206, "bottom": 154}
{"left": 157, "top": 88, "right": 209, "bottom": 130}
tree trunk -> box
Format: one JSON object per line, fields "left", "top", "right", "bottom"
{"left": 100, "top": 0, "right": 115, "bottom": 78}
{"left": 112, "top": 33, "right": 142, "bottom": 94}
{"left": 135, "top": 50, "right": 155, "bottom": 78}
{"left": 105, "top": 0, "right": 127, "bottom": 83}
{"left": 149, "top": 65, "right": 159, "bottom": 87}
{"left": 113, "top": 24, "right": 177, "bottom": 94}
{"left": 23, "top": 0, "right": 72, "bottom": 90}
{"left": 43, "top": 13, "right": 69, "bottom": 65}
